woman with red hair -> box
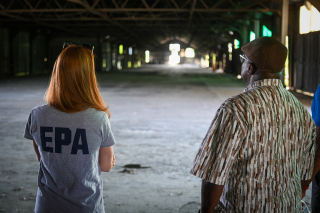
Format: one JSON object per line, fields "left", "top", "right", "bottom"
{"left": 24, "top": 42, "right": 116, "bottom": 213}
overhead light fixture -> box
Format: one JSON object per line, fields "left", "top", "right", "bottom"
{"left": 145, "top": 50, "right": 150, "bottom": 63}
{"left": 119, "top": 45, "right": 123, "bottom": 54}
{"left": 262, "top": 25, "right": 272, "bottom": 37}
{"left": 228, "top": 43, "right": 232, "bottom": 61}
{"left": 185, "top": 48, "right": 195, "bottom": 58}
{"left": 300, "top": 4, "right": 320, "bottom": 34}
{"left": 250, "top": 31, "right": 255, "bottom": 41}
{"left": 169, "top": 43, "right": 180, "bottom": 65}
{"left": 234, "top": 39, "right": 240, "bottom": 49}
{"left": 169, "top": 43, "right": 180, "bottom": 51}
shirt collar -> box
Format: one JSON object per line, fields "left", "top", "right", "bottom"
{"left": 243, "top": 85, "right": 252, "bottom": 92}
{"left": 248, "top": 79, "right": 283, "bottom": 90}
{"left": 251, "top": 79, "right": 282, "bottom": 88}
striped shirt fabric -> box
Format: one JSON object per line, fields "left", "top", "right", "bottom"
{"left": 191, "top": 79, "right": 316, "bottom": 213}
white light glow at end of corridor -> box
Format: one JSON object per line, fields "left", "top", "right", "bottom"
{"left": 145, "top": 50, "right": 150, "bottom": 63}
{"left": 169, "top": 50, "right": 180, "bottom": 65}
{"left": 169, "top": 43, "right": 181, "bottom": 65}
{"left": 185, "top": 48, "right": 195, "bottom": 58}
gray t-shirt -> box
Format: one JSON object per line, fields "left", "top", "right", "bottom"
{"left": 24, "top": 104, "right": 116, "bottom": 213}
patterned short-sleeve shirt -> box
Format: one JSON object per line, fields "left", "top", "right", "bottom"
{"left": 191, "top": 79, "right": 315, "bottom": 213}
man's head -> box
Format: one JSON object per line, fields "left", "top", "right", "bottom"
{"left": 240, "top": 37, "right": 288, "bottom": 84}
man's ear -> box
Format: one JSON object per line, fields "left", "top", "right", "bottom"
{"left": 249, "top": 63, "right": 256, "bottom": 75}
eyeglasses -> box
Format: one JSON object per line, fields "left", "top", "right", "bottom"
{"left": 62, "top": 41, "right": 94, "bottom": 53}
{"left": 240, "top": 54, "right": 252, "bottom": 63}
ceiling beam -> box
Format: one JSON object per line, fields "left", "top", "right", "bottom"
{"left": 242, "top": 0, "right": 269, "bottom": 10}
{"left": 189, "top": 0, "right": 197, "bottom": 20}
{"left": 258, "top": 1, "right": 270, "bottom": 10}
{"left": 110, "top": 0, "right": 119, "bottom": 8}
{"left": 151, "top": 0, "right": 161, "bottom": 8}
{"left": 170, "top": 0, "right": 180, "bottom": 9}
{"left": 67, "top": 0, "right": 160, "bottom": 48}
{"left": 66, "top": 0, "right": 136, "bottom": 36}
{"left": 211, "top": 0, "right": 225, "bottom": 9}
{"left": 181, "top": 0, "right": 192, "bottom": 8}
{"left": 0, "top": 10, "right": 88, "bottom": 36}
{"left": 308, "top": 0, "right": 320, "bottom": 12}
{"left": 6, "top": 0, "right": 16, "bottom": 10}
{"left": 199, "top": 0, "right": 208, "bottom": 9}
{"left": 23, "top": 0, "right": 33, "bottom": 9}
{"left": 140, "top": 0, "right": 156, "bottom": 18}
{"left": 0, "top": 17, "right": 245, "bottom": 21}
{"left": 5, "top": 23, "right": 224, "bottom": 28}
{"left": 3, "top": 8, "right": 281, "bottom": 13}
{"left": 227, "top": 0, "right": 239, "bottom": 9}
{"left": 121, "top": 0, "right": 129, "bottom": 8}
{"left": 53, "top": 0, "right": 62, "bottom": 9}
{"left": 91, "top": 0, "right": 100, "bottom": 9}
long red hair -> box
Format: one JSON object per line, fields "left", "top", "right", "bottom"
{"left": 46, "top": 45, "right": 110, "bottom": 117}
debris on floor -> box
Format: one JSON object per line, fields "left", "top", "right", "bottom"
{"left": 120, "top": 168, "right": 138, "bottom": 174}
{"left": 123, "top": 164, "right": 151, "bottom": 169}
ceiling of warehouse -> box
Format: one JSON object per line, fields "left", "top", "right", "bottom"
{"left": 0, "top": 0, "right": 284, "bottom": 51}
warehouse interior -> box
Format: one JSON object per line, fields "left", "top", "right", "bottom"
{"left": 0, "top": 0, "right": 318, "bottom": 94}
{"left": 0, "top": 0, "right": 320, "bottom": 212}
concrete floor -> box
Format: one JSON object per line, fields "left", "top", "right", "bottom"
{"left": 0, "top": 64, "right": 314, "bottom": 213}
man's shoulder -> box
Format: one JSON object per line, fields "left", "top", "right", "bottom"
{"left": 216, "top": 94, "right": 247, "bottom": 118}
{"left": 235, "top": 86, "right": 312, "bottom": 119}
{"left": 241, "top": 85, "right": 303, "bottom": 103}
{"left": 220, "top": 87, "right": 307, "bottom": 112}
{"left": 220, "top": 92, "right": 248, "bottom": 109}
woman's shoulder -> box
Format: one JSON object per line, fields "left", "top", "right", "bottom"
{"left": 84, "top": 108, "right": 109, "bottom": 121}
{"left": 30, "top": 105, "right": 108, "bottom": 122}
{"left": 30, "top": 104, "right": 50, "bottom": 114}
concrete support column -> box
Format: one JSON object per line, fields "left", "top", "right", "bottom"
{"left": 46, "top": 35, "right": 52, "bottom": 74}
{"left": 8, "top": 30, "right": 15, "bottom": 76}
{"left": 281, "top": 0, "right": 289, "bottom": 45}
{"left": 112, "top": 43, "right": 117, "bottom": 71}
{"left": 254, "top": 12, "right": 260, "bottom": 38}
{"left": 209, "top": 51, "right": 213, "bottom": 69}
{"left": 242, "top": 20, "right": 248, "bottom": 45}
{"left": 29, "top": 33, "right": 34, "bottom": 75}
{"left": 106, "top": 41, "right": 111, "bottom": 71}
{"left": 9, "top": 31, "right": 16, "bottom": 76}
{"left": 281, "top": 0, "right": 289, "bottom": 83}
{"left": 123, "top": 46, "right": 127, "bottom": 69}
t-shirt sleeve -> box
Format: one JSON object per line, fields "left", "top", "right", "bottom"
{"left": 101, "top": 113, "right": 116, "bottom": 147}
{"left": 301, "top": 110, "right": 316, "bottom": 180}
{"left": 24, "top": 110, "right": 35, "bottom": 140}
{"left": 312, "top": 85, "right": 320, "bottom": 126}
{"left": 190, "top": 105, "right": 245, "bottom": 185}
